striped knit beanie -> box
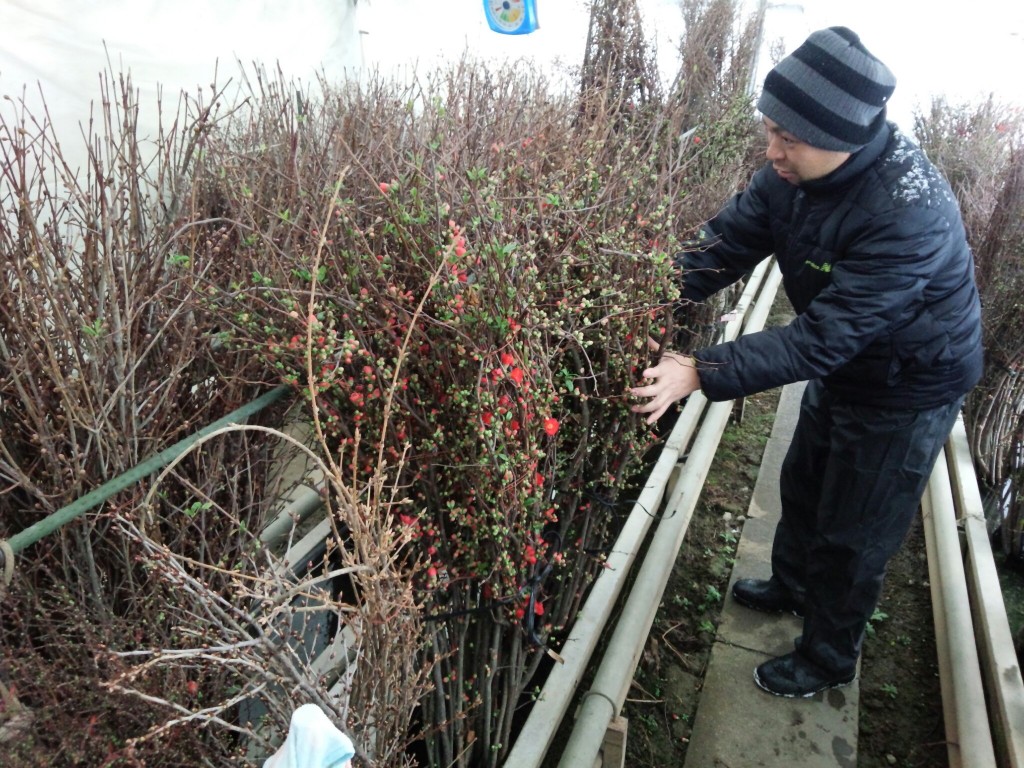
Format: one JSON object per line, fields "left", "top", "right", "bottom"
{"left": 757, "top": 27, "right": 896, "bottom": 151}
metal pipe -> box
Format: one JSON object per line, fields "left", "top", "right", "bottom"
{"left": 921, "top": 479, "right": 962, "bottom": 768}
{"left": 260, "top": 476, "right": 326, "bottom": 548}
{"left": 558, "top": 396, "right": 734, "bottom": 767}
{"left": 503, "top": 261, "right": 777, "bottom": 767}
{"left": 1, "top": 386, "right": 290, "bottom": 573}
{"left": 923, "top": 450, "right": 997, "bottom": 766}
{"left": 502, "top": 389, "right": 706, "bottom": 766}
{"left": 554, "top": 263, "right": 782, "bottom": 768}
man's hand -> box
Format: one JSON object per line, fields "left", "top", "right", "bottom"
{"left": 630, "top": 337, "right": 701, "bottom": 425}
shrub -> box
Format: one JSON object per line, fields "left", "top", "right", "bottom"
{"left": 0, "top": 4, "right": 763, "bottom": 765}
{"left": 0, "top": 73, "right": 280, "bottom": 765}
{"left": 201, "top": 50, "right": 758, "bottom": 768}
{"left": 915, "top": 98, "right": 1024, "bottom": 557}
{"left": 209, "top": 64, "right": 684, "bottom": 767}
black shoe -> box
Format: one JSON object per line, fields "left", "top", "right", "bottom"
{"left": 731, "top": 577, "right": 804, "bottom": 617}
{"left": 753, "top": 651, "right": 856, "bottom": 698}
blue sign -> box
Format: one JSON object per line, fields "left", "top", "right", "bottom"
{"left": 484, "top": 0, "right": 539, "bottom": 35}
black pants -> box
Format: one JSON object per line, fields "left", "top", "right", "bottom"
{"left": 772, "top": 380, "right": 963, "bottom": 674}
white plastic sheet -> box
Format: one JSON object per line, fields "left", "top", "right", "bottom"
{"left": 0, "top": 0, "right": 363, "bottom": 180}
{"left": 264, "top": 704, "right": 356, "bottom": 768}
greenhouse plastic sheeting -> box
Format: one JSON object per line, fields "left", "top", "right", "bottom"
{"left": 0, "top": 0, "right": 362, "bottom": 174}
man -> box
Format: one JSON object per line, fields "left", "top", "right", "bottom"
{"left": 631, "top": 27, "right": 983, "bottom": 698}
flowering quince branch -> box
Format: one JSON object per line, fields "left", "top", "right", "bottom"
{"left": 0, "top": 37, "right": 782, "bottom": 767}
{"left": 227, "top": 83, "right": 722, "bottom": 765}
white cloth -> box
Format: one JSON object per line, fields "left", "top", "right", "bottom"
{"left": 263, "top": 704, "right": 356, "bottom": 768}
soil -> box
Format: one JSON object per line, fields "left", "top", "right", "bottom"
{"left": 622, "top": 316, "right": 950, "bottom": 766}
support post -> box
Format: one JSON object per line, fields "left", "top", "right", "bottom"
{"left": 600, "top": 716, "right": 628, "bottom": 768}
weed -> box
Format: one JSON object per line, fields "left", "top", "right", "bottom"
{"left": 865, "top": 608, "right": 889, "bottom": 638}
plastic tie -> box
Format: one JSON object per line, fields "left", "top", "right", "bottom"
{"left": 0, "top": 540, "right": 14, "bottom": 586}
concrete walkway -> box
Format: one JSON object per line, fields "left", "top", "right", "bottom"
{"left": 682, "top": 382, "right": 859, "bottom": 768}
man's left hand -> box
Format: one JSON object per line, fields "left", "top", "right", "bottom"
{"left": 629, "top": 337, "right": 701, "bottom": 425}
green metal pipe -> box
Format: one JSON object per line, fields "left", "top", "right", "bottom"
{"left": 1, "top": 385, "right": 290, "bottom": 571}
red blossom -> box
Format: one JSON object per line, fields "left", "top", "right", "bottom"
{"left": 379, "top": 181, "right": 391, "bottom": 193}
{"left": 509, "top": 367, "right": 524, "bottom": 385}
{"left": 500, "top": 352, "right": 515, "bottom": 367}
{"left": 543, "top": 418, "right": 560, "bottom": 436}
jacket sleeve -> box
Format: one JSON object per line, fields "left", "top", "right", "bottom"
{"left": 676, "top": 165, "right": 777, "bottom": 302}
{"left": 695, "top": 207, "right": 952, "bottom": 401}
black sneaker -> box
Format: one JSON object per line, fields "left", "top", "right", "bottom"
{"left": 731, "top": 577, "right": 804, "bottom": 617}
{"left": 753, "top": 651, "right": 856, "bottom": 698}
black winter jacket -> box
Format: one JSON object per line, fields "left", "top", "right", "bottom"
{"left": 679, "top": 122, "right": 983, "bottom": 410}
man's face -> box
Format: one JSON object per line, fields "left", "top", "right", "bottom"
{"left": 762, "top": 117, "right": 851, "bottom": 185}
